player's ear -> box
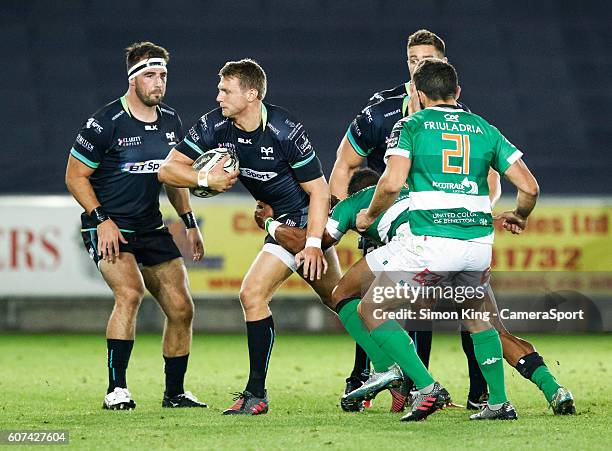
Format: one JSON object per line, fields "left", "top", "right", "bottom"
{"left": 455, "top": 85, "right": 461, "bottom": 101}
{"left": 417, "top": 90, "right": 427, "bottom": 105}
{"left": 247, "top": 88, "right": 258, "bottom": 102}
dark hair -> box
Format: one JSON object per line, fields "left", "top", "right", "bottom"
{"left": 348, "top": 168, "right": 380, "bottom": 195}
{"left": 407, "top": 29, "right": 445, "bottom": 55}
{"left": 219, "top": 58, "right": 267, "bottom": 100}
{"left": 412, "top": 58, "right": 458, "bottom": 101}
{"left": 125, "top": 41, "right": 170, "bottom": 71}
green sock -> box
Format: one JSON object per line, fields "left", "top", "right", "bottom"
{"left": 337, "top": 299, "right": 394, "bottom": 372}
{"left": 370, "top": 320, "right": 434, "bottom": 389}
{"left": 531, "top": 365, "right": 561, "bottom": 403}
{"left": 472, "top": 328, "right": 507, "bottom": 405}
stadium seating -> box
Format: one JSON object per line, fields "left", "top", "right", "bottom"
{"left": 1, "top": 0, "right": 610, "bottom": 194}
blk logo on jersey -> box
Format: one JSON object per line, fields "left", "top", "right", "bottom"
{"left": 261, "top": 147, "right": 274, "bottom": 160}
{"left": 239, "top": 168, "right": 278, "bottom": 181}
{"left": 238, "top": 137, "right": 252, "bottom": 144}
{"left": 144, "top": 124, "right": 158, "bottom": 131}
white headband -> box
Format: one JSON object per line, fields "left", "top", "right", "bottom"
{"left": 128, "top": 58, "right": 167, "bottom": 80}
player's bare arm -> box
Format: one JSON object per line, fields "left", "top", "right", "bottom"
{"left": 165, "top": 185, "right": 204, "bottom": 261}
{"left": 254, "top": 201, "right": 337, "bottom": 254}
{"left": 488, "top": 168, "right": 502, "bottom": 207}
{"left": 65, "top": 155, "right": 127, "bottom": 263}
{"left": 298, "top": 176, "right": 330, "bottom": 281}
{"left": 159, "top": 149, "right": 238, "bottom": 192}
{"left": 357, "top": 155, "right": 410, "bottom": 231}
{"left": 496, "top": 158, "right": 539, "bottom": 234}
{"left": 329, "top": 135, "right": 365, "bottom": 200}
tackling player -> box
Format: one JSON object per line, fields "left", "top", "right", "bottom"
{"left": 158, "top": 59, "right": 339, "bottom": 415}
{"left": 329, "top": 29, "right": 495, "bottom": 410}
{"left": 345, "top": 58, "right": 539, "bottom": 421}
{"left": 65, "top": 42, "right": 210, "bottom": 410}
{"left": 257, "top": 168, "right": 574, "bottom": 416}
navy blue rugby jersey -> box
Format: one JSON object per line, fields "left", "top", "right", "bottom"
{"left": 348, "top": 82, "right": 471, "bottom": 174}
{"left": 70, "top": 96, "right": 183, "bottom": 231}
{"left": 175, "top": 103, "right": 323, "bottom": 216}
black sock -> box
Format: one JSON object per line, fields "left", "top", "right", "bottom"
{"left": 107, "top": 339, "right": 134, "bottom": 393}
{"left": 401, "top": 330, "right": 433, "bottom": 389}
{"left": 164, "top": 354, "right": 189, "bottom": 398}
{"left": 461, "top": 330, "right": 488, "bottom": 399}
{"left": 245, "top": 316, "right": 275, "bottom": 398}
{"left": 350, "top": 343, "right": 370, "bottom": 381}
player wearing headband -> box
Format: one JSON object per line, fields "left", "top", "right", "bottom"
{"left": 65, "top": 41, "right": 210, "bottom": 410}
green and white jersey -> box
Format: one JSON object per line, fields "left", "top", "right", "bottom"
{"left": 326, "top": 186, "right": 411, "bottom": 245}
{"left": 385, "top": 105, "right": 522, "bottom": 243}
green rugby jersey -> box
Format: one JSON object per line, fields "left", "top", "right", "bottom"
{"left": 385, "top": 105, "right": 522, "bottom": 243}
{"left": 326, "top": 186, "right": 411, "bottom": 245}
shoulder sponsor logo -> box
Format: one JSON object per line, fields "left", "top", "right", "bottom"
{"left": 76, "top": 134, "right": 94, "bottom": 151}
{"left": 144, "top": 124, "right": 158, "bottom": 131}
{"left": 365, "top": 108, "right": 373, "bottom": 123}
{"left": 384, "top": 108, "right": 401, "bottom": 118}
{"left": 238, "top": 137, "right": 252, "bottom": 145}
{"left": 239, "top": 167, "right": 278, "bottom": 181}
{"left": 121, "top": 159, "right": 165, "bottom": 174}
{"left": 386, "top": 134, "right": 399, "bottom": 148}
{"left": 117, "top": 136, "right": 142, "bottom": 147}
{"left": 431, "top": 177, "right": 478, "bottom": 194}
{"left": 284, "top": 119, "right": 296, "bottom": 128}
{"left": 267, "top": 122, "right": 280, "bottom": 135}
{"left": 287, "top": 123, "right": 303, "bottom": 140}
{"left": 160, "top": 107, "right": 175, "bottom": 116}
{"left": 85, "top": 118, "right": 104, "bottom": 134}
{"left": 188, "top": 127, "right": 200, "bottom": 143}
{"left": 261, "top": 147, "right": 274, "bottom": 160}
{"left": 111, "top": 110, "right": 125, "bottom": 121}
{"left": 295, "top": 132, "right": 312, "bottom": 155}
{"left": 214, "top": 120, "right": 227, "bottom": 129}
{"left": 166, "top": 131, "right": 178, "bottom": 145}
{"left": 444, "top": 113, "right": 460, "bottom": 122}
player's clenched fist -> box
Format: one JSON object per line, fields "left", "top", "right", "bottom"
{"left": 203, "top": 155, "right": 239, "bottom": 192}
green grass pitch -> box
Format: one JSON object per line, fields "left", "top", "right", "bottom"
{"left": 0, "top": 333, "right": 609, "bottom": 450}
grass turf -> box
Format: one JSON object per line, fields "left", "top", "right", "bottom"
{"left": 0, "top": 333, "right": 608, "bottom": 450}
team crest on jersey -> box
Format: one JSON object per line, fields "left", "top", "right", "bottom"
{"left": 261, "top": 147, "right": 274, "bottom": 160}
{"left": 166, "top": 132, "right": 178, "bottom": 145}
{"left": 117, "top": 136, "right": 142, "bottom": 147}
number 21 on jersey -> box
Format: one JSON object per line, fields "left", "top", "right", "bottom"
{"left": 442, "top": 133, "right": 470, "bottom": 175}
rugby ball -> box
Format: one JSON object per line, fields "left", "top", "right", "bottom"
{"left": 191, "top": 148, "right": 239, "bottom": 198}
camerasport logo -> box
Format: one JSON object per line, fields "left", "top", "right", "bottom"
{"left": 121, "top": 159, "right": 165, "bottom": 173}
{"left": 117, "top": 136, "right": 142, "bottom": 147}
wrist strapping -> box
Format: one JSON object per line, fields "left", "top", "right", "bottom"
{"left": 305, "top": 236, "right": 322, "bottom": 248}
{"left": 264, "top": 218, "right": 282, "bottom": 239}
{"left": 181, "top": 211, "right": 197, "bottom": 229}
{"left": 90, "top": 206, "right": 110, "bottom": 225}
{"left": 197, "top": 169, "right": 209, "bottom": 187}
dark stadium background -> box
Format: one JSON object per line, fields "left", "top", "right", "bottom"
{"left": 2, "top": 0, "right": 611, "bottom": 195}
